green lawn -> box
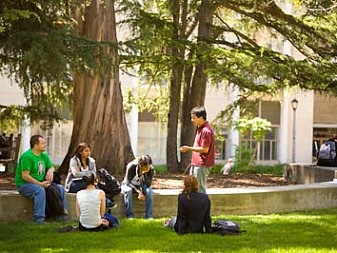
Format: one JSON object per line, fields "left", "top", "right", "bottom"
{"left": 1, "top": 208, "right": 337, "bottom": 252}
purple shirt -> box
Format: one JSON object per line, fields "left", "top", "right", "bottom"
{"left": 191, "top": 121, "right": 215, "bottom": 167}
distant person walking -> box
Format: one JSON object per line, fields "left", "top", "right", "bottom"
{"left": 220, "top": 158, "right": 234, "bottom": 175}
{"left": 180, "top": 106, "right": 215, "bottom": 193}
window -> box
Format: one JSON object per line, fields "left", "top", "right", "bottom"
{"left": 239, "top": 100, "right": 280, "bottom": 161}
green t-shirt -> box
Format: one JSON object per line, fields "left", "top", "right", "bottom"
{"left": 15, "top": 149, "right": 53, "bottom": 187}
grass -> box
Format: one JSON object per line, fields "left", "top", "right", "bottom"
{"left": 1, "top": 208, "right": 337, "bottom": 252}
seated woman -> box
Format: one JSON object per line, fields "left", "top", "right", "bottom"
{"left": 165, "top": 175, "right": 212, "bottom": 235}
{"left": 65, "top": 143, "right": 96, "bottom": 193}
{"left": 76, "top": 172, "right": 110, "bottom": 231}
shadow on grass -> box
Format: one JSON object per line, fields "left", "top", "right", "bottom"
{"left": 0, "top": 209, "right": 337, "bottom": 252}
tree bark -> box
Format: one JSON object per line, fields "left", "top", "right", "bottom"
{"left": 166, "top": 0, "right": 187, "bottom": 172}
{"left": 179, "top": 0, "right": 214, "bottom": 169}
{"left": 60, "top": 0, "right": 134, "bottom": 175}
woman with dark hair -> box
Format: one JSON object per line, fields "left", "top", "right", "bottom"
{"left": 165, "top": 175, "right": 212, "bottom": 235}
{"left": 65, "top": 143, "right": 96, "bottom": 193}
{"left": 76, "top": 172, "right": 110, "bottom": 231}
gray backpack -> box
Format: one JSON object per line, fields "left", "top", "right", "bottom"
{"left": 211, "top": 219, "right": 245, "bottom": 236}
{"left": 318, "top": 141, "right": 336, "bottom": 160}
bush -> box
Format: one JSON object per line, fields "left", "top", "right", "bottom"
{"left": 210, "top": 164, "right": 224, "bottom": 175}
{"left": 153, "top": 165, "right": 167, "bottom": 174}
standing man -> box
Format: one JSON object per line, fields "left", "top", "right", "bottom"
{"left": 15, "top": 135, "right": 68, "bottom": 224}
{"left": 121, "top": 155, "right": 154, "bottom": 219}
{"left": 180, "top": 106, "right": 215, "bottom": 193}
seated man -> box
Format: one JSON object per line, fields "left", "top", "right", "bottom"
{"left": 121, "top": 155, "right": 154, "bottom": 219}
{"left": 15, "top": 135, "right": 68, "bottom": 224}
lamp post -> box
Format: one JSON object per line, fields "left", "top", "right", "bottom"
{"left": 291, "top": 99, "right": 298, "bottom": 163}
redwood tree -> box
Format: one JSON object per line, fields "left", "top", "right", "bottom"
{"left": 60, "top": 0, "right": 134, "bottom": 175}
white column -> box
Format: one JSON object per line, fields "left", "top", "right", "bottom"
{"left": 279, "top": 2, "right": 293, "bottom": 163}
{"left": 229, "top": 85, "right": 239, "bottom": 158}
{"left": 279, "top": 92, "right": 290, "bottom": 163}
{"left": 129, "top": 105, "right": 138, "bottom": 155}
{"left": 21, "top": 115, "right": 31, "bottom": 153}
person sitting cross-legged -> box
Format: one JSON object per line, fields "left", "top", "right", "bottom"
{"left": 15, "top": 135, "right": 68, "bottom": 224}
{"left": 76, "top": 172, "right": 117, "bottom": 231}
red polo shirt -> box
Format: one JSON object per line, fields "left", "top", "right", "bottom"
{"left": 191, "top": 121, "right": 215, "bottom": 167}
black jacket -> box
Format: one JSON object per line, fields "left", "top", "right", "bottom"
{"left": 122, "top": 159, "right": 154, "bottom": 191}
{"left": 174, "top": 191, "right": 212, "bottom": 235}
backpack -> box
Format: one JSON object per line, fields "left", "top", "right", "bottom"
{"left": 317, "top": 140, "right": 337, "bottom": 166}
{"left": 211, "top": 219, "right": 244, "bottom": 236}
{"left": 45, "top": 184, "right": 66, "bottom": 218}
{"left": 97, "top": 168, "right": 121, "bottom": 196}
{"left": 103, "top": 213, "right": 119, "bottom": 228}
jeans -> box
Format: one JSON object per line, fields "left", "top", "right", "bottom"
{"left": 18, "top": 183, "right": 68, "bottom": 222}
{"left": 121, "top": 184, "right": 153, "bottom": 218}
{"left": 69, "top": 180, "right": 86, "bottom": 193}
{"left": 190, "top": 165, "right": 209, "bottom": 193}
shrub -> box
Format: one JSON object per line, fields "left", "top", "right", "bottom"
{"left": 209, "top": 164, "right": 223, "bottom": 175}
{"left": 153, "top": 164, "right": 167, "bottom": 174}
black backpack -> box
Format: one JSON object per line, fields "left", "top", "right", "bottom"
{"left": 45, "top": 184, "right": 66, "bottom": 218}
{"left": 317, "top": 140, "right": 337, "bottom": 166}
{"left": 211, "top": 219, "right": 244, "bottom": 236}
{"left": 97, "top": 168, "right": 121, "bottom": 196}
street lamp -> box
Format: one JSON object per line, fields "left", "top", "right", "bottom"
{"left": 291, "top": 99, "right": 298, "bottom": 163}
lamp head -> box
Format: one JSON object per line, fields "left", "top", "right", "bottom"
{"left": 291, "top": 98, "right": 298, "bottom": 111}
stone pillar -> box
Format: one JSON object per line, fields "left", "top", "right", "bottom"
{"left": 229, "top": 85, "right": 239, "bottom": 158}
{"left": 20, "top": 115, "right": 31, "bottom": 153}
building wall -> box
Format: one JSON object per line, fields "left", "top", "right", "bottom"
{"left": 0, "top": 77, "right": 25, "bottom": 106}
{"left": 314, "top": 93, "right": 337, "bottom": 124}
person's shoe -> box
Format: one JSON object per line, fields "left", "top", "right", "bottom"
{"left": 144, "top": 217, "right": 154, "bottom": 220}
{"left": 35, "top": 220, "right": 48, "bottom": 225}
{"left": 56, "top": 215, "right": 70, "bottom": 222}
{"left": 164, "top": 219, "right": 170, "bottom": 227}
{"left": 107, "top": 202, "right": 117, "bottom": 209}
{"left": 57, "top": 225, "right": 75, "bottom": 233}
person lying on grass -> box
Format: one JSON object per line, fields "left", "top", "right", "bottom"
{"left": 164, "top": 175, "right": 212, "bottom": 235}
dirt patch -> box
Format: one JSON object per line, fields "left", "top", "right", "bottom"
{"left": 151, "top": 173, "right": 291, "bottom": 189}
{"left": 0, "top": 172, "right": 291, "bottom": 190}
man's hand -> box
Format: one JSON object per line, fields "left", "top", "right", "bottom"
{"left": 45, "top": 168, "right": 54, "bottom": 183}
{"left": 40, "top": 181, "right": 51, "bottom": 188}
{"left": 179, "top": 146, "right": 190, "bottom": 153}
{"left": 137, "top": 191, "right": 145, "bottom": 201}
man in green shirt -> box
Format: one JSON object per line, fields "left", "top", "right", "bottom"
{"left": 15, "top": 135, "right": 68, "bottom": 224}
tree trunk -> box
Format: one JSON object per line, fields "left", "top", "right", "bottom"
{"left": 166, "top": 0, "right": 187, "bottom": 172}
{"left": 179, "top": 0, "right": 214, "bottom": 169}
{"left": 60, "top": 0, "right": 134, "bottom": 175}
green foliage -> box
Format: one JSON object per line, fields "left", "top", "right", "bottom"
{"left": 0, "top": 0, "right": 117, "bottom": 129}
{"left": 124, "top": 86, "right": 169, "bottom": 123}
{"left": 153, "top": 164, "right": 167, "bottom": 174}
{"left": 209, "top": 164, "right": 224, "bottom": 175}
{"left": 233, "top": 142, "right": 256, "bottom": 170}
{"left": 233, "top": 117, "right": 271, "bottom": 168}
{"left": 1, "top": 209, "right": 337, "bottom": 252}
{"left": 235, "top": 117, "right": 271, "bottom": 142}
